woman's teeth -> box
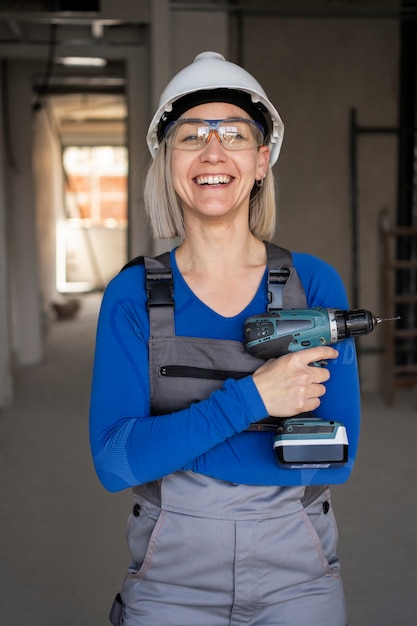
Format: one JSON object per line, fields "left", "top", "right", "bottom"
{"left": 196, "top": 175, "right": 231, "bottom": 185}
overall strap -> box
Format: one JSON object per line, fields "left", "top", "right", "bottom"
{"left": 144, "top": 252, "right": 175, "bottom": 338}
{"left": 140, "top": 242, "right": 307, "bottom": 339}
{"left": 264, "top": 241, "right": 307, "bottom": 311}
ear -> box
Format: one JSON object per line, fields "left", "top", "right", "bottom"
{"left": 256, "top": 145, "right": 270, "bottom": 180}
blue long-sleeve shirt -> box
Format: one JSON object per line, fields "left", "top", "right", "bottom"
{"left": 89, "top": 249, "right": 360, "bottom": 492}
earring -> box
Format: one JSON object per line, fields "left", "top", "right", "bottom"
{"left": 255, "top": 175, "right": 265, "bottom": 188}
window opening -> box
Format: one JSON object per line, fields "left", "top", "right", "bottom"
{"left": 63, "top": 145, "right": 127, "bottom": 226}
{"left": 57, "top": 145, "right": 128, "bottom": 292}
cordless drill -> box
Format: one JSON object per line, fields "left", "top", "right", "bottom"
{"left": 244, "top": 308, "right": 395, "bottom": 468}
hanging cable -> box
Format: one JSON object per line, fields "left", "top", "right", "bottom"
{"left": 32, "top": 22, "right": 57, "bottom": 113}
{"left": 1, "top": 59, "right": 19, "bottom": 174}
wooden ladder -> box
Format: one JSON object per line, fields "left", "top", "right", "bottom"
{"left": 381, "top": 225, "right": 417, "bottom": 403}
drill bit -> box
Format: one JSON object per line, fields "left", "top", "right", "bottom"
{"left": 376, "top": 316, "right": 401, "bottom": 324}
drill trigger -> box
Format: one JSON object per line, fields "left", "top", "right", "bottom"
{"left": 310, "top": 359, "right": 328, "bottom": 367}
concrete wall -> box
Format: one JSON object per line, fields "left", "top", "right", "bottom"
{"left": 243, "top": 17, "right": 398, "bottom": 283}
{"left": 33, "top": 105, "right": 63, "bottom": 308}
{"left": 243, "top": 16, "right": 398, "bottom": 389}
{"left": 0, "top": 61, "right": 13, "bottom": 406}
{"left": 5, "top": 60, "right": 44, "bottom": 369}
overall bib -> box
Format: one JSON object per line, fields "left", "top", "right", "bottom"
{"left": 111, "top": 243, "right": 346, "bottom": 626}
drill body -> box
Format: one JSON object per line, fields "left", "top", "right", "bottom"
{"left": 244, "top": 307, "right": 379, "bottom": 359}
{"left": 244, "top": 307, "right": 382, "bottom": 469}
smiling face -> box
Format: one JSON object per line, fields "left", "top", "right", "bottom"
{"left": 169, "top": 102, "right": 270, "bottom": 233}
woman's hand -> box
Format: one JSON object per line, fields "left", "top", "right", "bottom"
{"left": 252, "top": 346, "right": 339, "bottom": 417}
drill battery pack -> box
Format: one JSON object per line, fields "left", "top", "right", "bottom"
{"left": 273, "top": 417, "right": 348, "bottom": 469}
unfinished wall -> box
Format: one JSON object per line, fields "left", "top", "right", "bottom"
{"left": 32, "top": 105, "right": 63, "bottom": 309}
{"left": 171, "top": 10, "right": 228, "bottom": 73}
{"left": 243, "top": 16, "right": 398, "bottom": 390}
{"left": 0, "top": 61, "right": 13, "bottom": 406}
{"left": 5, "top": 60, "right": 43, "bottom": 367}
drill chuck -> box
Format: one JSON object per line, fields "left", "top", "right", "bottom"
{"left": 330, "top": 309, "right": 378, "bottom": 341}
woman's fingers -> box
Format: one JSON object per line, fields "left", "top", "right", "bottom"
{"left": 252, "top": 346, "right": 338, "bottom": 417}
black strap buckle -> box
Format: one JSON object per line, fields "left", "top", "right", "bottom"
{"left": 146, "top": 269, "right": 174, "bottom": 308}
{"left": 267, "top": 268, "right": 290, "bottom": 312}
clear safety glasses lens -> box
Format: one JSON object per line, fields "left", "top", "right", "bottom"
{"left": 165, "top": 118, "right": 264, "bottom": 151}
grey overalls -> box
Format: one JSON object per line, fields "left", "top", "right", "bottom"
{"left": 111, "top": 242, "right": 346, "bottom": 626}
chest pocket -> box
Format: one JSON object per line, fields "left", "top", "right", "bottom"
{"left": 150, "top": 335, "right": 264, "bottom": 414}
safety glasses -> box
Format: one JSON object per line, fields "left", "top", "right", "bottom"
{"left": 164, "top": 118, "right": 265, "bottom": 151}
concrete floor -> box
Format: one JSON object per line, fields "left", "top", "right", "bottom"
{"left": 0, "top": 293, "right": 416, "bottom": 625}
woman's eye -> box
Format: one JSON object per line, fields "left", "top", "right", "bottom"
{"left": 222, "top": 131, "right": 244, "bottom": 143}
{"left": 176, "top": 125, "right": 202, "bottom": 143}
{"left": 176, "top": 131, "right": 199, "bottom": 144}
{"left": 183, "top": 134, "right": 199, "bottom": 142}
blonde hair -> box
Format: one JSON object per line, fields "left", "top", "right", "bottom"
{"left": 144, "top": 140, "right": 276, "bottom": 240}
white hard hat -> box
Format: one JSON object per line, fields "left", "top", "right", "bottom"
{"left": 146, "top": 51, "right": 284, "bottom": 165}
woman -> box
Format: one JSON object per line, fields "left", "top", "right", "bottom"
{"left": 90, "top": 52, "right": 360, "bottom": 626}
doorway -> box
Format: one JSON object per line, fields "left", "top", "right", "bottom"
{"left": 33, "top": 87, "right": 128, "bottom": 298}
